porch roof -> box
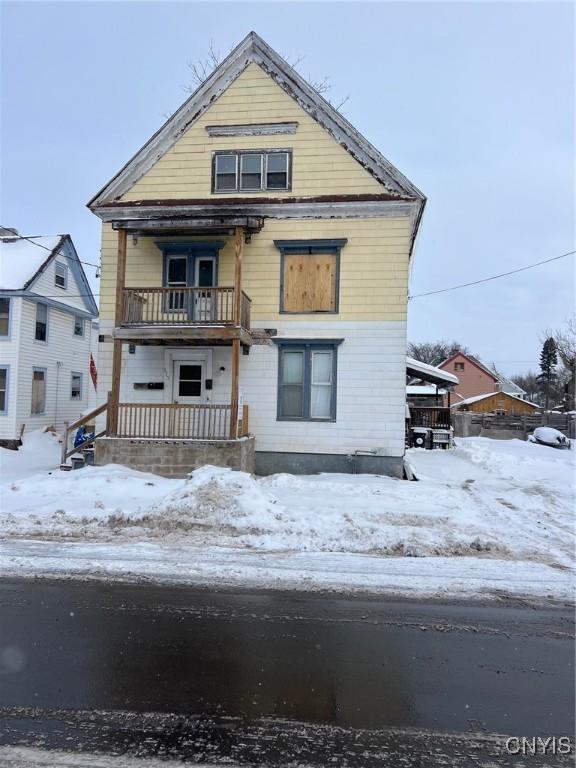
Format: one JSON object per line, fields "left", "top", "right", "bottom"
{"left": 406, "top": 356, "right": 459, "bottom": 387}
{"left": 111, "top": 215, "right": 264, "bottom": 236}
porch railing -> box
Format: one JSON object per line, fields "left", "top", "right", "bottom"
{"left": 114, "top": 403, "right": 250, "bottom": 440}
{"left": 409, "top": 406, "right": 452, "bottom": 429}
{"left": 121, "top": 287, "right": 251, "bottom": 328}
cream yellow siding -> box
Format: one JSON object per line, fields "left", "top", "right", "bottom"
{"left": 99, "top": 215, "right": 411, "bottom": 324}
{"left": 121, "top": 64, "right": 385, "bottom": 201}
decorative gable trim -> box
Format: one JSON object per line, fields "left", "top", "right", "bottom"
{"left": 88, "top": 32, "right": 425, "bottom": 209}
{"left": 206, "top": 122, "right": 298, "bottom": 137}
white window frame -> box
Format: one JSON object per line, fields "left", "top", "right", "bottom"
{"left": 34, "top": 302, "right": 48, "bottom": 343}
{"left": 31, "top": 367, "right": 47, "bottom": 415}
{"left": 0, "top": 297, "right": 10, "bottom": 338}
{"left": 55, "top": 262, "right": 67, "bottom": 289}
{"left": 71, "top": 371, "right": 83, "bottom": 401}
{"left": 214, "top": 153, "right": 238, "bottom": 192}
{"left": 73, "top": 315, "right": 85, "bottom": 337}
{"left": 0, "top": 364, "right": 9, "bottom": 415}
{"left": 239, "top": 152, "right": 264, "bottom": 191}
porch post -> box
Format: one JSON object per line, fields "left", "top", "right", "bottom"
{"left": 230, "top": 226, "right": 244, "bottom": 439}
{"left": 234, "top": 226, "right": 243, "bottom": 326}
{"left": 109, "top": 229, "right": 127, "bottom": 436}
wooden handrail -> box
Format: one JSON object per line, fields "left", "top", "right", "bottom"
{"left": 60, "top": 401, "right": 108, "bottom": 466}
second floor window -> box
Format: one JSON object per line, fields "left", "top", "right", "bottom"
{"left": 213, "top": 151, "right": 290, "bottom": 193}
{"left": 73, "top": 315, "right": 84, "bottom": 336}
{"left": 0, "top": 298, "right": 10, "bottom": 336}
{"left": 276, "top": 239, "right": 346, "bottom": 314}
{"left": 35, "top": 303, "right": 48, "bottom": 341}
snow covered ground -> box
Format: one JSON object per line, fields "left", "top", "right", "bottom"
{"left": 0, "top": 430, "right": 574, "bottom": 602}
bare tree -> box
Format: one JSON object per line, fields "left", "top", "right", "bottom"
{"left": 181, "top": 43, "right": 350, "bottom": 112}
{"left": 407, "top": 341, "right": 472, "bottom": 367}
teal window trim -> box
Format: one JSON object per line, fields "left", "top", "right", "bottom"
{"left": 275, "top": 339, "right": 343, "bottom": 422}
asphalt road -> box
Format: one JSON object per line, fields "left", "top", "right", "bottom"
{"left": 0, "top": 579, "right": 574, "bottom": 766}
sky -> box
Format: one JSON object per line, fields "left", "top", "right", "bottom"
{"left": 1, "top": 0, "right": 574, "bottom": 376}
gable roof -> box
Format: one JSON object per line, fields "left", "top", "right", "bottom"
{"left": 0, "top": 233, "right": 98, "bottom": 316}
{"left": 0, "top": 235, "right": 64, "bottom": 290}
{"left": 88, "top": 32, "right": 425, "bottom": 209}
{"left": 439, "top": 351, "right": 499, "bottom": 381}
{"left": 451, "top": 391, "right": 539, "bottom": 409}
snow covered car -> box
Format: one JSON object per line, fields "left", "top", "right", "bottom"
{"left": 529, "top": 427, "right": 571, "bottom": 449}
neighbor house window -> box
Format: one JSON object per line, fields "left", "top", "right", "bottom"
{"left": 455, "top": 362, "right": 465, "bottom": 371}
{"left": 213, "top": 150, "right": 290, "bottom": 192}
{"left": 71, "top": 372, "right": 83, "bottom": 400}
{"left": 35, "top": 303, "right": 48, "bottom": 341}
{"left": 31, "top": 368, "right": 46, "bottom": 414}
{"left": 276, "top": 239, "right": 346, "bottom": 314}
{"left": 55, "top": 262, "right": 67, "bottom": 289}
{"left": 0, "top": 366, "right": 8, "bottom": 414}
{"left": 277, "top": 341, "right": 341, "bottom": 421}
{"left": 73, "top": 315, "right": 84, "bottom": 336}
{"left": 0, "top": 298, "right": 10, "bottom": 336}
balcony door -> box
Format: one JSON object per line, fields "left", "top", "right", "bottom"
{"left": 193, "top": 255, "right": 217, "bottom": 322}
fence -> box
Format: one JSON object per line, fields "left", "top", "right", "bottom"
{"left": 455, "top": 411, "right": 575, "bottom": 439}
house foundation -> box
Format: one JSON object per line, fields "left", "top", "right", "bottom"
{"left": 95, "top": 436, "right": 255, "bottom": 478}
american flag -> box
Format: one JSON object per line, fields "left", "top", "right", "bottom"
{"left": 89, "top": 354, "right": 98, "bottom": 390}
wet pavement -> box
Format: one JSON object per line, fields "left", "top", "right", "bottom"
{"left": 0, "top": 579, "right": 574, "bottom": 766}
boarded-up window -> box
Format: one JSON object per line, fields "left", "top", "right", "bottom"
{"left": 282, "top": 253, "right": 337, "bottom": 312}
{"left": 277, "top": 241, "right": 346, "bottom": 314}
{"left": 31, "top": 368, "right": 46, "bottom": 414}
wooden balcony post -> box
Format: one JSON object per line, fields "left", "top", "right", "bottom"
{"left": 234, "top": 226, "right": 243, "bottom": 326}
{"left": 110, "top": 229, "right": 127, "bottom": 436}
{"left": 230, "top": 338, "right": 240, "bottom": 439}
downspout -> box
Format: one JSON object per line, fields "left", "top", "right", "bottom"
{"left": 55, "top": 361, "right": 63, "bottom": 430}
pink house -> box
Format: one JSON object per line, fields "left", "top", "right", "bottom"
{"left": 438, "top": 352, "right": 500, "bottom": 403}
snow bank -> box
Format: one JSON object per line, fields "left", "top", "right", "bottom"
{"left": 0, "top": 436, "right": 574, "bottom": 601}
{"left": 0, "top": 429, "right": 61, "bottom": 481}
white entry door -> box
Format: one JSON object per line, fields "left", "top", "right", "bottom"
{"left": 194, "top": 256, "right": 217, "bottom": 322}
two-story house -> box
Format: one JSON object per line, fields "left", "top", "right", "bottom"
{"left": 88, "top": 32, "right": 425, "bottom": 478}
{"left": 0, "top": 231, "right": 99, "bottom": 448}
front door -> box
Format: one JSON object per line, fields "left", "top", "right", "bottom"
{"left": 194, "top": 256, "right": 217, "bottom": 322}
{"left": 172, "top": 360, "right": 205, "bottom": 437}
{"left": 173, "top": 361, "right": 204, "bottom": 404}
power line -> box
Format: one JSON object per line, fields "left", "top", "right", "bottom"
{"left": 0, "top": 227, "right": 101, "bottom": 271}
{"left": 409, "top": 249, "right": 575, "bottom": 300}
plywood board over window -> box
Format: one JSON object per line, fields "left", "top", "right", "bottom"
{"left": 276, "top": 239, "right": 346, "bottom": 314}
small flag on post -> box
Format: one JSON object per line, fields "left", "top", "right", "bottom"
{"left": 89, "top": 354, "right": 98, "bottom": 390}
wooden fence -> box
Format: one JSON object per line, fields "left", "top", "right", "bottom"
{"left": 468, "top": 412, "right": 575, "bottom": 439}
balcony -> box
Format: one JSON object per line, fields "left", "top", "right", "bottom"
{"left": 114, "top": 286, "right": 252, "bottom": 344}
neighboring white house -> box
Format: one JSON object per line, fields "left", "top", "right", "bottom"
{"left": 0, "top": 231, "right": 99, "bottom": 446}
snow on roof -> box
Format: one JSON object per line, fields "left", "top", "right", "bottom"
{"left": 406, "top": 356, "right": 459, "bottom": 385}
{"left": 451, "top": 391, "right": 539, "bottom": 408}
{"left": 407, "top": 385, "right": 448, "bottom": 396}
{"left": 0, "top": 235, "right": 63, "bottom": 290}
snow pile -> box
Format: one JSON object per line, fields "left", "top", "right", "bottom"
{"left": 0, "top": 429, "right": 61, "bottom": 481}
{"left": 0, "top": 435, "right": 574, "bottom": 600}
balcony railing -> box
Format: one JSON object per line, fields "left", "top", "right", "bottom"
{"left": 122, "top": 287, "right": 251, "bottom": 328}
{"left": 113, "top": 402, "right": 250, "bottom": 440}
{"left": 408, "top": 406, "right": 452, "bottom": 429}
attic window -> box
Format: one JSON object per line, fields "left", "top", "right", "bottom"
{"left": 213, "top": 150, "right": 291, "bottom": 193}
{"left": 455, "top": 362, "right": 464, "bottom": 371}
{"left": 55, "top": 262, "right": 67, "bottom": 289}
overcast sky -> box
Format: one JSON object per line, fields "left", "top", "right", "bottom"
{"left": 1, "top": 1, "right": 574, "bottom": 375}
